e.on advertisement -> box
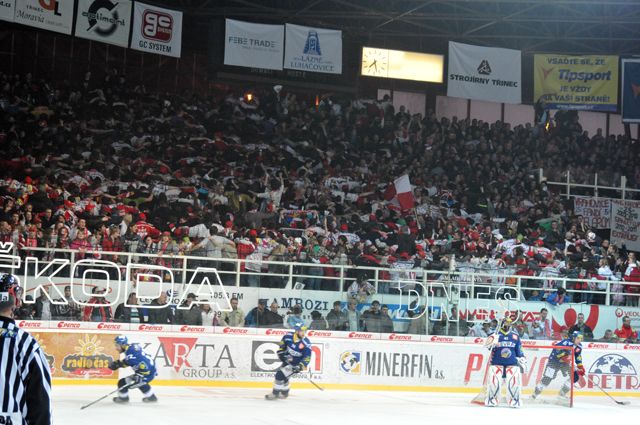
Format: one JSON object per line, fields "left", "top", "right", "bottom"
{"left": 130, "top": 2, "right": 182, "bottom": 58}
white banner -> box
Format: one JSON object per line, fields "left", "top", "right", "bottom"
{"left": 574, "top": 196, "right": 611, "bottom": 229}
{"left": 0, "top": 0, "right": 15, "bottom": 22}
{"left": 224, "top": 19, "right": 283, "bottom": 70}
{"left": 611, "top": 199, "right": 640, "bottom": 251}
{"left": 14, "top": 0, "right": 74, "bottom": 34}
{"left": 447, "top": 41, "right": 521, "bottom": 104}
{"left": 130, "top": 2, "right": 182, "bottom": 58}
{"left": 284, "top": 23, "right": 342, "bottom": 74}
{"left": 75, "top": 0, "right": 132, "bottom": 47}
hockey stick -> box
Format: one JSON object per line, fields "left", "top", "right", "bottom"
{"left": 80, "top": 383, "right": 135, "bottom": 410}
{"left": 303, "top": 373, "right": 324, "bottom": 391}
{"left": 587, "top": 376, "right": 630, "bottom": 405}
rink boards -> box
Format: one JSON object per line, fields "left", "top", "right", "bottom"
{"left": 19, "top": 321, "right": 640, "bottom": 397}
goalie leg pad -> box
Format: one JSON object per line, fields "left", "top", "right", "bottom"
{"left": 485, "top": 365, "right": 503, "bottom": 407}
{"left": 505, "top": 366, "right": 522, "bottom": 408}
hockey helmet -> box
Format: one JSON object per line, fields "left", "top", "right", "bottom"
{"left": 0, "top": 274, "right": 22, "bottom": 308}
{"left": 293, "top": 322, "right": 308, "bottom": 332}
{"left": 570, "top": 331, "right": 583, "bottom": 342}
{"left": 114, "top": 335, "right": 129, "bottom": 346}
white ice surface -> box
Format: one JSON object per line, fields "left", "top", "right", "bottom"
{"left": 54, "top": 386, "right": 638, "bottom": 425}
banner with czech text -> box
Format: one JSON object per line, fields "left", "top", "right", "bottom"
{"left": 130, "top": 2, "right": 182, "bottom": 58}
{"left": 574, "top": 196, "right": 611, "bottom": 229}
{"left": 447, "top": 41, "right": 521, "bottom": 104}
{"left": 611, "top": 199, "right": 640, "bottom": 251}
{"left": 75, "top": 0, "right": 132, "bottom": 47}
{"left": 284, "top": 23, "right": 342, "bottom": 74}
{"left": 534, "top": 54, "right": 618, "bottom": 112}
{"left": 224, "top": 19, "right": 284, "bottom": 71}
{"left": 14, "top": 0, "right": 75, "bottom": 35}
{"left": 621, "top": 58, "right": 640, "bottom": 123}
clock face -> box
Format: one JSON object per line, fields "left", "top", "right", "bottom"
{"left": 361, "top": 48, "right": 389, "bottom": 77}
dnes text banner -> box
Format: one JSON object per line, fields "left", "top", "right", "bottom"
{"left": 534, "top": 54, "right": 618, "bottom": 112}
{"left": 75, "top": 0, "right": 132, "bottom": 47}
{"left": 284, "top": 23, "right": 342, "bottom": 74}
{"left": 14, "top": 0, "right": 75, "bottom": 35}
{"left": 224, "top": 19, "right": 284, "bottom": 71}
{"left": 130, "top": 2, "right": 182, "bottom": 58}
{"left": 447, "top": 41, "right": 521, "bottom": 104}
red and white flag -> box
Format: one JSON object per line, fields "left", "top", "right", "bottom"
{"left": 384, "top": 175, "right": 415, "bottom": 210}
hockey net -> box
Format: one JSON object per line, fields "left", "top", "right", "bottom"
{"left": 470, "top": 343, "right": 575, "bottom": 408}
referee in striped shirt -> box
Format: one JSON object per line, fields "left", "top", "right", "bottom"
{"left": 0, "top": 274, "right": 52, "bottom": 424}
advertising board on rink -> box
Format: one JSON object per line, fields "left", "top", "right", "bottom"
{"left": 30, "top": 325, "right": 640, "bottom": 395}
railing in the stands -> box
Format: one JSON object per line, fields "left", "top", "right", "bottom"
{"left": 8, "top": 247, "right": 639, "bottom": 307}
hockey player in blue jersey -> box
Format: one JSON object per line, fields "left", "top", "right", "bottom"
{"left": 265, "top": 322, "right": 312, "bottom": 400}
{"left": 532, "top": 331, "right": 584, "bottom": 400}
{"left": 484, "top": 317, "right": 527, "bottom": 408}
{"left": 109, "top": 335, "right": 158, "bottom": 403}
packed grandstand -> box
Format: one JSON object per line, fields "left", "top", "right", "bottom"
{"left": 1, "top": 70, "right": 639, "bottom": 335}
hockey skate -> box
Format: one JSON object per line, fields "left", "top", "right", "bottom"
{"left": 142, "top": 394, "right": 158, "bottom": 403}
{"left": 113, "top": 396, "right": 129, "bottom": 404}
{"left": 265, "top": 391, "right": 280, "bottom": 400}
{"left": 278, "top": 390, "right": 289, "bottom": 399}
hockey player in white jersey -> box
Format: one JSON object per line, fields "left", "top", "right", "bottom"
{"left": 485, "top": 317, "right": 527, "bottom": 408}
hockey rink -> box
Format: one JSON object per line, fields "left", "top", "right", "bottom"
{"left": 54, "top": 386, "right": 638, "bottom": 424}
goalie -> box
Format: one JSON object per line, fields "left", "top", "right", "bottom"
{"left": 484, "top": 317, "right": 527, "bottom": 408}
{"left": 532, "top": 331, "right": 584, "bottom": 401}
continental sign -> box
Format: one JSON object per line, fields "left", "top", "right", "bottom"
{"left": 534, "top": 54, "right": 618, "bottom": 112}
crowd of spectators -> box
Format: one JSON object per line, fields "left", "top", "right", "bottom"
{"left": 1, "top": 70, "right": 640, "bottom": 311}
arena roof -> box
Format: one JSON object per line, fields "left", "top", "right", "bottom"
{"left": 176, "top": 0, "right": 640, "bottom": 55}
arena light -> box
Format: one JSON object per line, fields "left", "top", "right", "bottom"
{"left": 361, "top": 46, "right": 443, "bottom": 83}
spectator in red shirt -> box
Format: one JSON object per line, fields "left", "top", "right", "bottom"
{"left": 614, "top": 315, "right": 638, "bottom": 343}
{"left": 82, "top": 287, "right": 113, "bottom": 322}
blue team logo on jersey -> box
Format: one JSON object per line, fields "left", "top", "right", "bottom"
{"left": 500, "top": 348, "right": 512, "bottom": 358}
{"left": 339, "top": 351, "right": 361, "bottom": 374}
{"left": 303, "top": 30, "right": 321, "bottom": 55}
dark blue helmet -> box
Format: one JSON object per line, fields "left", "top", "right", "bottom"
{"left": 570, "top": 331, "right": 583, "bottom": 341}
{"left": 114, "top": 335, "right": 129, "bottom": 346}
{"left": 0, "top": 274, "right": 21, "bottom": 307}
{"left": 293, "top": 322, "right": 308, "bottom": 332}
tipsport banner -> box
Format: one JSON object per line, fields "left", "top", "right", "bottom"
{"left": 224, "top": 19, "right": 284, "bottom": 71}
{"left": 14, "top": 0, "right": 75, "bottom": 35}
{"left": 621, "top": 59, "right": 640, "bottom": 123}
{"left": 447, "top": 41, "right": 521, "bottom": 104}
{"left": 130, "top": 2, "right": 182, "bottom": 58}
{"left": 75, "top": 0, "right": 132, "bottom": 47}
{"left": 284, "top": 23, "right": 342, "bottom": 74}
{"left": 533, "top": 54, "right": 618, "bottom": 111}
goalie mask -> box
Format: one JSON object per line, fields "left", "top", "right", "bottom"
{"left": 501, "top": 317, "right": 514, "bottom": 331}
{"left": 0, "top": 274, "right": 22, "bottom": 308}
